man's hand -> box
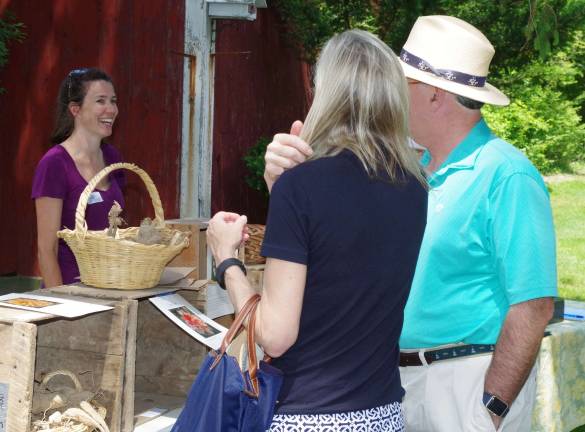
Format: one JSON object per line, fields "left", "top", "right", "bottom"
{"left": 264, "top": 120, "right": 313, "bottom": 193}
{"left": 489, "top": 412, "right": 502, "bottom": 430}
{"left": 484, "top": 297, "right": 553, "bottom": 429}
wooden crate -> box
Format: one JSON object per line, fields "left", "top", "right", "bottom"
{"left": 0, "top": 293, "right": 130, "bottom": 432}
{"left": 48, "top": 281, "right": 210, "bottom": 431}
{"left": 165, "top": 218, "right": 208, "bottom": 279}
{"left": 165, "top": 217, "right": 263, "bottom": 293}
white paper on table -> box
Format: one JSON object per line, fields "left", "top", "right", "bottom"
{"left": 136, "top": 407, "right": 167, "bottom": 418}
{"left": 0, "top": 293, "right": 113, "bottom": 318}
{"left": 206, "top": 282, "right": 235, "bottom": 319}
{"left": 149, "top": 293, "right": 227, "bottom": 350}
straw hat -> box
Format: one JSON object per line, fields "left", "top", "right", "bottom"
{"left": 399, "top": 15, "right": 509, "bottom": 106}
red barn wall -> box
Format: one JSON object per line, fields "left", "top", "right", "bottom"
{"left": 0, "top": 0, "right": 184, "bottom": 276}
{"left": 212, "top": 8, "right": 311, "bottom": 223}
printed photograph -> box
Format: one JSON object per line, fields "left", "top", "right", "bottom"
{"left": 0, "top": 297, "right": 58, "bottom": 309}
{"left": 170, "top": 306, "right": 221, "bottom": 338}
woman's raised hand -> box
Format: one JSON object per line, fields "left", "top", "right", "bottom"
{"left": 264, "top": 120, "right": 313, "bottom": 193}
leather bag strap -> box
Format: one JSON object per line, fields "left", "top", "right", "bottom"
{"left": 210, "top": 294, "right": 261, "bottom": 370}
{"left": 247, "top": 299, "right": 260, "bottom": 396}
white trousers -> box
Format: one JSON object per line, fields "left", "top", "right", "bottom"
{"left": 399, "top": 353, "right": 536, "bottom": 432}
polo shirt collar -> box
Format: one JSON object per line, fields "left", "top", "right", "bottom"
{"left": 423, "top": 118, "right": 493, "bottom": 177}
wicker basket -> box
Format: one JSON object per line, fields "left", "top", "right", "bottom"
{"left": 57, "top": 163, "right": 189, "bottom": 289}
{"left": 244, "top": 224, "right": 266, "bottom": 265}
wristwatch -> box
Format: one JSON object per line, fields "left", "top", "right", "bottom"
{"left": 215, "top": 258, "right": 247, "bottom": 290}
{"left": 482, "top": 392, "right": 510, "bottom": 418}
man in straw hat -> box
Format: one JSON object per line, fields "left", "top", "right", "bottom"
{"left": 263, "top": 15, "right": 556, "bottom": 432}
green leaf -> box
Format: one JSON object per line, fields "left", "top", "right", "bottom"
{"left": 243, "top": 137, "right": 272, "bottom": 197}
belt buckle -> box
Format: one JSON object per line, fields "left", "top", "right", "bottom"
{"left": 418, "top": 349, "right": 429, "bottom": 366}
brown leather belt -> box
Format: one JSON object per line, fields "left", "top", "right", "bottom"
{"left": 399, "top": 344, "right": 495, "bottom": 367}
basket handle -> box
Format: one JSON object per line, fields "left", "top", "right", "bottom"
{"left": 74, "top": 162, "right": 164, "bottom": 232}
{"left": 41, "top": 369, "right": 83, "bottom": 392}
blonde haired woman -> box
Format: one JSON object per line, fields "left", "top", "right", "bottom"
{"left": 207, "top": 30, "right": 427, "bottom": 431}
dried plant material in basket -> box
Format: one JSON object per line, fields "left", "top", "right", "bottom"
{"left": 32, "top": 401, "right": 109, "bottom": 432}
{"left": 57, "top": 163, "right": 189, "bottom": 289}
{"left": 31, "top": 370, "right": 109, "bottom": 432}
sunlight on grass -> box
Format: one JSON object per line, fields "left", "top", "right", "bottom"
{"left": 548, "top": 178, "right": 585, "bottom": 301}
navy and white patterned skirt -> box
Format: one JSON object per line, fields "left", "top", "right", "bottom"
{"left": 267, "top": 402, "right": 405, "bottom": 431}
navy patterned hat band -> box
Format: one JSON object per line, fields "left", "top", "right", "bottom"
{"left": 400, "top": 49, "right": 487, "bottom": 88}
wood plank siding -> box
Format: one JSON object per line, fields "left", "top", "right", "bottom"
{"left": 0, "top": 2, "right": 308, "bottom": 277}
{"left": 211, "top": 7, "right": 311, "bottom": 223}
{"left": 0, "top": 0, "right": 184, "bottom": 276}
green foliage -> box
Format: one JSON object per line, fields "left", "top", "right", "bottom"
{"left": 425, "top": 1, "right": 533, "bottom": 68}
{"left": 524, "top": 1, "right": 559, "bottom": 58}
{"left": 272, "top": 0, "right": 380, "bottom": 62}
{"left": 268, "top": 0, "right": 585, "bottom": 174}
{"left": 0, "top": 11, "right": 25, "bottom": 94}
{"left": 484, "top": 91, "right": 584, "bottom": 173}
{"left": 243, "top": 137, "right": 271, "bottom": 197}
{"left": 272, "top": 0, "right": 580, "bottom": 67}
{"left": 484, "top": 32, "right": 585, "bottom": 173}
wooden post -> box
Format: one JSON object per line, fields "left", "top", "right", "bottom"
{"left": 6, "top": 322, "right": 37, "bottom": 432}
{"left": 122, "top": 300, "right": 138, "bottom": 432}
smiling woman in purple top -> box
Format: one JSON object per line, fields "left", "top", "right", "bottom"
{"left": 32, "top": 68, "right": 125, "bottom": 287}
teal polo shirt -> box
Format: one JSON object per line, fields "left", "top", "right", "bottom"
{"left": 400, "top": 119, "right": 557, "bottom": 349}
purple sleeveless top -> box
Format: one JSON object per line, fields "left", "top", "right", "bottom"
{"left": 32, "top": 143, "right": 125, "bottom": 284}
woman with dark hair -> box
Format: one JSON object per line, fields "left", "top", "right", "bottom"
{"left": 32, "top": 68, "right": 125, "bottom": 287}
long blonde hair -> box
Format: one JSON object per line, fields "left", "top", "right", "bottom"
{"left": 301, "top": 30, "right": 426, "bottom": 186}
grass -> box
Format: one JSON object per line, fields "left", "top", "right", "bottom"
{"left": 547, "top": 167, "right": 585, "bottom": 301}
{"left": 547, "top": 167, "right": 585, "bottom": 432}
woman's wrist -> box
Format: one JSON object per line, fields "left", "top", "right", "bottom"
{"left": 214, "top": 250, "right": 237, "bottom": 264}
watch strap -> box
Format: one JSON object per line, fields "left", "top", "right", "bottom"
{"left": 215, "top": 258, "right": 247, "bottom": 290}
{"left": 482, "top": 392, "right": 510, "bottom": 418}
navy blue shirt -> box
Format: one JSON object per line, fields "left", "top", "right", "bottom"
{"left": 261, "top": 150, "right": 427, "bottom": 415}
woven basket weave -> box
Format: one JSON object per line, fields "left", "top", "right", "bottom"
{"left": 57, "top": 163, "right": 188, "bottom": 289}
{"left": 244, "top": 224, "right": 266, "bottom": 265}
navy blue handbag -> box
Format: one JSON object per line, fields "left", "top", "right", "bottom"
{"left": 171, "top": 294, "right": 283, "bottom": 432}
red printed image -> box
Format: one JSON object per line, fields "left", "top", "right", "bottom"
{"left": 170, "top": 306, "right": 220, "bottom": 338}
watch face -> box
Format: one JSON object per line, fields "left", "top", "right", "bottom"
{"left": 486, "top": 395, "right": 509, "bottom": 416}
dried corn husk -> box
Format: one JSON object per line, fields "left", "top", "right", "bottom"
{"left": 31, "top": 370, "right": 109, "bottom": 432}
{"left": 32, "top": 401, "right": 108, "bottom": 432}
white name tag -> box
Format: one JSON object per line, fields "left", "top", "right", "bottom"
{"left": 87, "top": 191, "right": 104, "bottom": 205}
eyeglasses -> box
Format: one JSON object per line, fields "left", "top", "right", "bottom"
{"left": 67, "top": 68, "right": 89, "bottom": 101}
